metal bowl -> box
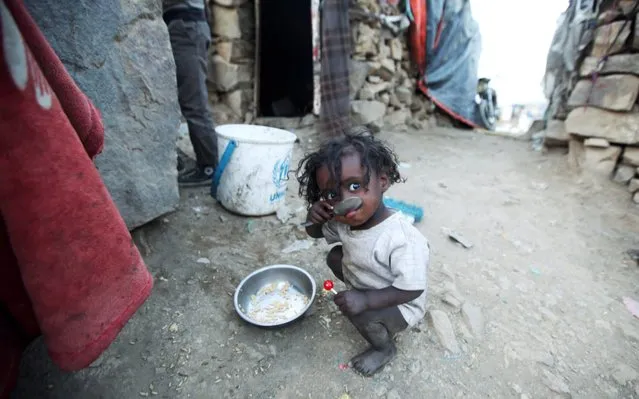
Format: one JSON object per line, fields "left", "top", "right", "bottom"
{"left": 234, "top": 265, "right": 316, "bottom": 328}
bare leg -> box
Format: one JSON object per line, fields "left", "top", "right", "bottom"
{"left": 326, "top": 245, "right": 344, "bottom": 282}
{"left": 326, "top": 247, "right": 408, "bottom": 375}
{"left": 349, "top": 306, "right": 408, "bottom": 376}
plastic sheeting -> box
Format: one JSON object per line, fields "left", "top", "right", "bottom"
{"left": 414, "top": 0, "right": 483, "bottom": 127}
{"left": 542, "top": 0, "right": 597, "bottom": 119}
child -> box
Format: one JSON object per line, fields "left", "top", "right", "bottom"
{"left": 296, "top": 128, "right": 429, "bottom": 376}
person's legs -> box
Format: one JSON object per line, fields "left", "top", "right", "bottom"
{"left": 325, "top": 246, "right": 407, "bottom": 376}
{"left": 326, "top": 245, "right": 344, "bottom": 282}
{"left": 168, "top": 19, "right": 218, "bottom": 186}
{"left": 348, "top": 306, "right": 408, "bottom": 376}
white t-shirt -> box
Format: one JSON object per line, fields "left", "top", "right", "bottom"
{"left": 322, "top": 212, "right": 429, "bottom": 327}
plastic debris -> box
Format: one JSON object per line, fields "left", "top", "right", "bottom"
{"left": 623, "top": 297, "right": 639, "bottom": 319}
{"left": 281, "top": 240, "right": 313, "bottom": 254}
{"left": 442, "top": 227, "right": 473, "bottom": 249}
{"left": 276, "top": 205, "right": 293, "bottom": 224}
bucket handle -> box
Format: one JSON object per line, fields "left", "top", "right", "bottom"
{"left": 210, "top": 140, "right": 238, "bottom": 199}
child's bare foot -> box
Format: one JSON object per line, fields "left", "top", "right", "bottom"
{"left": 347, "top": 307, "right": 407, "bottom": 377}
{"left": 351, "top": 344, "right": 397, "bottom": 376}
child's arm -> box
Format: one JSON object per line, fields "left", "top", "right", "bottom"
{"left": 335, "top": 234, "right": 429, "bottom": 316}
{"left": 334, "top": 287, "right": 422, "bottom": 316}
{"left": 304, "top": 200, "right": 334, "bottom": 238}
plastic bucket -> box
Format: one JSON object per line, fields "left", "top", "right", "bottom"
{"left": 211, "top": 124, "right": 297, "bottom": 216}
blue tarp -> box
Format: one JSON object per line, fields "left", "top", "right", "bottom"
{"left": 421, "top": 0, "right": 483, "bottom": 126}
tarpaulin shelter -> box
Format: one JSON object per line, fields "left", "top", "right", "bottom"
{"left": 409, "top": 0, "right": 483, "bottom": 127}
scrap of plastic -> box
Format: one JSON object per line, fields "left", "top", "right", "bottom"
{"left": 623, "top": 297, "right": 639, "bottom": 319}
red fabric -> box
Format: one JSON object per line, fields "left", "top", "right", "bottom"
{"left": 3, "top": 0, "right": 103, "bottom": 158}
{"left": 0, "top": 1, "right": 153, "bottom": 395}
{"left": 409, "top": 0, "right": 427, "bottom": 75}
{"left": 433, "top": 15, "right": 444, "bottom": 50}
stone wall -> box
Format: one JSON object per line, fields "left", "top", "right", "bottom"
{"left": 25, "top": 0, "right": 182, "bottom": 230}
{"left": 207, "top": 0, "right": 255, "bottom": 123}
{"left": 541, "top": 0, "right": 639, "bottom": 204}
{"left": 348, "top": 0, "right": 434, "bottom": 131}
{"left": 206, "top": 0, "right": 435, "bottom": 129}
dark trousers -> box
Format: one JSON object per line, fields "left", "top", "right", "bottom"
{"left": 166, "top": 17, "right": 217, "bottom": 167}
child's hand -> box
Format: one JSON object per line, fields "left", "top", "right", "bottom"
{"left": 334, "top": 290, "right": 369, "bottom": 316}
{"left": 307, "top": 200, "right": 334, "bottom": 225}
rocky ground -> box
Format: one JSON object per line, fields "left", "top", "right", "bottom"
{"left": 11, "top": 127, "right": 639, "bottom": 399}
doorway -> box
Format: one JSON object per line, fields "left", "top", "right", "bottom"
{"left": 257, "top": 0, "right": 314, "bottom": 117}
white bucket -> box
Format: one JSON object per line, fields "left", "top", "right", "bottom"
{"left": 213, "top": 124, "right": 297, "bottom": 216}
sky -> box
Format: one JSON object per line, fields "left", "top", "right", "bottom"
{"left": 471, "top": 0, "right": 569, "bottom": 106}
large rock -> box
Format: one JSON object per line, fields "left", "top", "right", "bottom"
{"left": 389, "top": 38, "right": 403, "bottom": 61}
{"left": 25, "top": 0, "right": 181, "bottom": 230}
{"left": 568, "top": 138, "right": 584, "bottom": 170}
{"left": 394, "top": 86, "right": 413, "bottom": 106}
{"left": 384, "top": 109, "right": 411, "bottom": 126}
{"left": 543, "top": 120, "right": 569, "bottom": 147}
{"left": 211, "top": 4, "right": 241, "bottom": 39}
{"left": 584, "top": 138, "right": 611, "bottom": 148}
{"left": 565, "top": 107, "right": 639, "bottom": 144}
{"left": 569, "top": 138, "right": 622, "bottom": 177}
{"left": 580, "top": 54, "right": 639, "bottom": 77}
{"left": 528, "top": 119, "right": 546, "bottom": 134}
{"left": 567, "top": 75, "right": 639, "bottom": 111}
{"left": 354, "top": 23, "right": 379, "bottom": 56}
{"left": 591, "top": 21, "right": 631, "bottom": 57}
{"left": 584, "top": 146, "right": 622, "bottom": 176}
{"left": 209, "top": 55, "right": 252, "bottom": 92}
{"left": 613, "top": 165, "right": 636, "bottom": 184}
{"left": 378, "top": 58, "right": 396, "bottom": 81}
{"left": 351, "top": 100, "right": 386, "bottom": 125}
{"left": 216, "top": 40, "right": 254, "bottom": 64}
{"left": 349, "top": 61, "right": 371, "bottom": 100}
{"left": 358, "top": 82, "right": 390, "bottom": 100}
{"left": 623, "top": 147, "right": 639, "bottom": 166}
{"left": 428, "top": 310, "right": 460, "bottom": 353}
{"left": 223, "top": 88, "right": 253, "bottom": 117}
{"left": 620, "top": 0, "right": 639, "bottom": 15}
{"left": 461, "top": 303, "right": 484, "bottom": 337}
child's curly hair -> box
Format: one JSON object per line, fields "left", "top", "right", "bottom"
{"left": 296, "top": 126, "right": 404, "bottom": 205}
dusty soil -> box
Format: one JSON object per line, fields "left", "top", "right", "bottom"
{"left": 11, "top": 127, "right": 639, "bottom": 399}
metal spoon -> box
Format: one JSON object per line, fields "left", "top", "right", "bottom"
{"left": 301, "top": 197, "right": 363, "bottom": 227}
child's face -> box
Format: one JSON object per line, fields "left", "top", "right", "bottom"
{"left": 316, "top": 152, "right": 389, "bottom": 227}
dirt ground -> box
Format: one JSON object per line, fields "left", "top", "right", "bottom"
{"left": 11, "top": 127, "right": 639, "bottom": 399}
